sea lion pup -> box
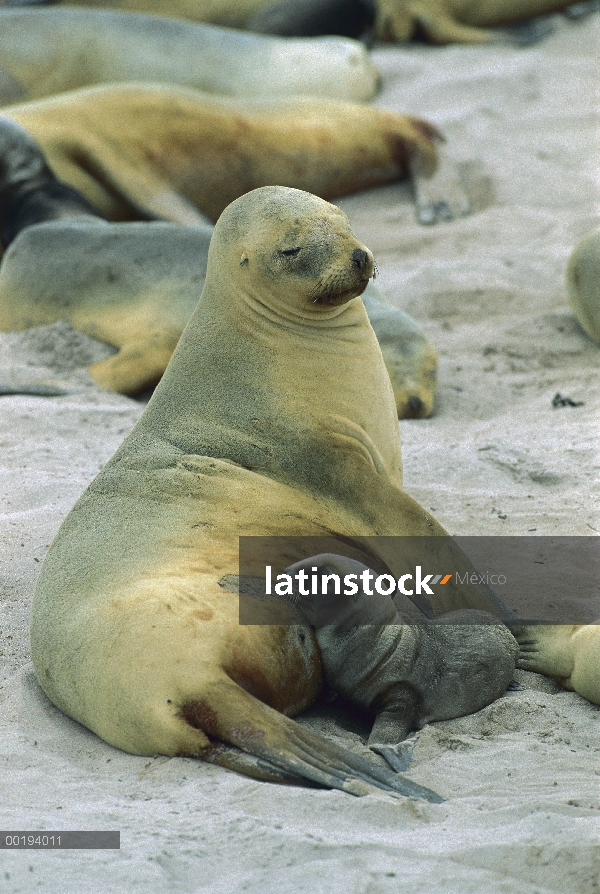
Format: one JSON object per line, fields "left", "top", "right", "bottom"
{"left": 282, "top": 554, "right": 518, "bottom": 770}
{"left": 4, "top": 82, "right": 468, "bottom": 226}
{"left": 30, "top": 186, "right": 513, "bottom": 795}
{"left": 0, "top": 8, "right": 379, "bottom": 107}
{"left": 248, "top": 0, "right": 376, "bottom": 40}
{"left": 515, "top": 623, "right": 600, "bottom": 706}
{"left": 566, "top": 227, "right": 600, "bottom": 344}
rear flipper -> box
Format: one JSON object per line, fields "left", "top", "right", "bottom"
{"left": 371, "top": 737, "right": 419, "bottom": 774}
{"left": 202, "top": 741, "right": 319, "bottom": 787}
{"left": 181, "top": 677, "right": 443, "bottom": 801}
{"left": 514, "top": 622, "right": 600, "bottom": 705}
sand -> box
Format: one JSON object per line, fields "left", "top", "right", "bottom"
{"left": 1, "top": 8, "right": 599, "bottom": 893}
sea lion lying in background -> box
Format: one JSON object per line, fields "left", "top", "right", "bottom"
{"left": 2, "top": 83, "right": 469, "bottom": 227}
{"left": 8, "top": 0, "right": 587, "bottom": 42}
{"left": 566, "top": 227, "right": 600, "bottom": 344}
{"left": 372, "top": 0, "right": 587, "bottom": 43}
{"left": 514, "top": 236, "right": 600, "bottom": 706}
{"left": 0, "top": 6, "right": 379, "bottom": 107}
{"left": 0, "top": 117, "right": 437, "bottom": 411}
{"left": 30, "top": 186, "right": 514, "bottom": 795}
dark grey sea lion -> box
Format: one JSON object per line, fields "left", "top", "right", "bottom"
{"left": 285, "top": 553, "right": 518, "bottom": 771}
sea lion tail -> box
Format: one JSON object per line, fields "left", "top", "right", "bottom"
{"left": 179, "top": 676, "right": 443, "bottom": 801}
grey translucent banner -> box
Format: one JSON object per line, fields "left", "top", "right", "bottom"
{"left": 235, "top": 536, "right": 600, "bottom": 625}
{"left": 0, "top": 831, "right": 120, "bottom": 849}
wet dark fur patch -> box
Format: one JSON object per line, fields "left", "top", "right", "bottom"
{"left": 248, "top": 0, "right": 376, "bottom": 41}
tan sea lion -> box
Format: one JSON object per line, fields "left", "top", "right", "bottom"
{"left": 374, "top": 0, "right": 586, "bottom": 43}
{"left": 566, "top": 227, "right": 600, "bottom": 344}
{"left": 282, "top": 553, "right": 518, "bottom": 771}
{"left": 13, "top": 0, "right": 586, "bottom": 42}
{"left": 0, "top": 7, "right": 379, "bottom": 106}
{"left": 516, "top": 623, "right": 600, "bottom": 705}
{"left": 3, "top": 83, "right": 469, "bottom": 226}
{"left": 30, "top": 186, "right": 513, "bottom": 794}
{"left": 0, "top": 118, "right": 437, "bottom": 408}
{"left": 0, "top": 223, "right": 437, "bottom": 410}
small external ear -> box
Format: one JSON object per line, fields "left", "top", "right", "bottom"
{"left": 240, "top": 254, "right": 248, "bottom": 267}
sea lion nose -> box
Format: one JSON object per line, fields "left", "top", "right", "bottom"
{"left": 352, "top": 248, "right": 369, "bottom": 270}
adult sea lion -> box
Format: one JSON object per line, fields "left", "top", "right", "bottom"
{"left": 13, "top": 0, "right": 586, "bottom": 42}
{"left": 0, "top": 222, "right": 437, "bottom": 411}
{"left": 0, "top": 118, "right": 437, "bottom": 409}
{"left": 566, "top": 227, "right": 600, "bottom": 344}
{"left": 0, "top": 7, "right": 379, "bottom": 107}
{"left": 30, "top": 186, "right": 513, "bottom": 794}
{"left": 374, "top": 0, "right": 586, "bottom": 43}
{"left": 283, "top": 553, "right": 517, "bottom": 770}
{"left": 3, "top": 83, "right": 467, "bottom": 227}
{"left": 516, "top": 623, "right": 600, "bottom": 706}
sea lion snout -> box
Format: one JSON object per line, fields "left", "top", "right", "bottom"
{"left": 212, "top": 186, "right": 376, "bottom": 312}
{"left": 352, "top": 248, "right": 369, "bottom": 270}
{"left": 309, "top": 239, "right": 374, "bottom": 306}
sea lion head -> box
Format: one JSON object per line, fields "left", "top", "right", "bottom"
{"left": 0, "top": 117, "right": 49, "bottom": 193}
{"left": 206, "top": 186, "right": 375, "bottom": 319}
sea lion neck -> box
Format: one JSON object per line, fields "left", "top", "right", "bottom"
{"left": 119, "top": 275, "right": 402, "bottom": 494}
{"left": 236, "top": 277, "right": 369, "bottom": 331}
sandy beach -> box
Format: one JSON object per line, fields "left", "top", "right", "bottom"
{"left": 1, "top": 8, "right": 599, "bottom": 892}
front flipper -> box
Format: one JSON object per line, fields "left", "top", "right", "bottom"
{"left": 371, "top": 736, "right": 419, "bottom": 773}
{"left": 379, "top": 2, "right": 494, "bottom": 43}
{"left": 367, "top": 684, "right": 420, "bottom": 770}
{"left": 88, "top": 334, "right": 180, "bottom": 395}
{"left": 514, "top": 623, "right": 576, "bottom": 680}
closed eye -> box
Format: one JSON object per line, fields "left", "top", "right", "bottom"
{"left": 280, "top": 247, "right": 301, "bottom": 257}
